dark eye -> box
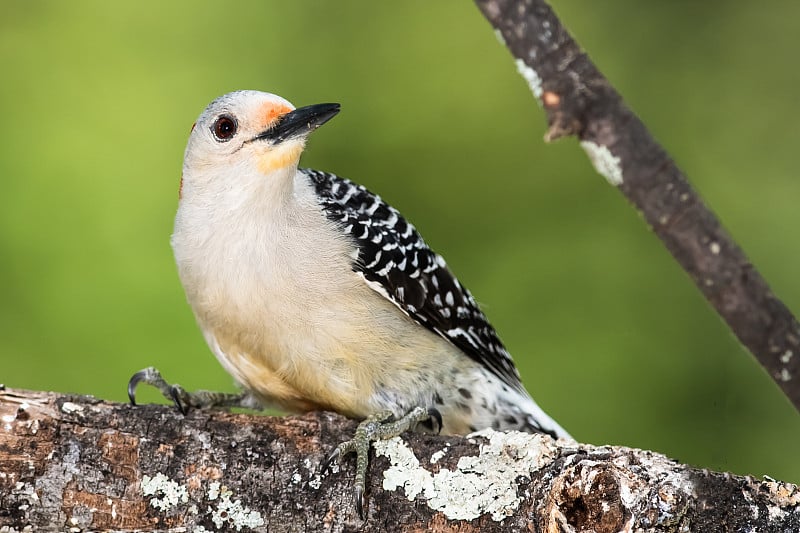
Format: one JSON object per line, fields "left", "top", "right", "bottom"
{"left": 212, "top": 114, "right": 237, "bottom": 142}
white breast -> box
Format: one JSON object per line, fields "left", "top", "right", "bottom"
{"left": 172, "top": 167, "right": 456, "bottom": 415}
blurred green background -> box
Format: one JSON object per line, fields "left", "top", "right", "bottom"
{"left": 2, "top": 1, "right": 799, "bottom": 482}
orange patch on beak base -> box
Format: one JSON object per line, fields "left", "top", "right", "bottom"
{"left": 254, "top": 102, "right": 303, "bottom": 174}
{"left": 258, "top": 102, "right": 293, "bottom": 131}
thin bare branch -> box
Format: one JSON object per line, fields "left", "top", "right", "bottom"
{"left": 475, "top": 0, "right": 800, "bottom": 412}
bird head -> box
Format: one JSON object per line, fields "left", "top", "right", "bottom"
{"left": 181, "top": 90, "right": 339, "bottom": 199}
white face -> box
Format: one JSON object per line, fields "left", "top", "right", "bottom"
{"left": 180, "top": 91, "right": 340, "bottom": 203}
{"left": 181, "top": 90, "right": 305, "bottom": 196}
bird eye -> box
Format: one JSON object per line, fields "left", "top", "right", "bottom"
{"left": 212, "top": 115, "right": 238, "bottom": 142}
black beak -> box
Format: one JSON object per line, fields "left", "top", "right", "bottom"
{"left": 253, "top": 103, "right": 340, "bottom": 144}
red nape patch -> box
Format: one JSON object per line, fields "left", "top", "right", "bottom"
{"left": 178, "top": 175, "right": 184, "bottom": 199}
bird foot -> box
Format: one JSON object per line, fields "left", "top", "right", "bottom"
{"left": 127, "top": 366, "right": 258, "bottom": 414}
{"left": 323, "top": 406, "right": 441, "bottom": 518}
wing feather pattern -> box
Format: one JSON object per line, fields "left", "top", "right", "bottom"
{"left": 302, "top": 168, "right": 523, "bottom": 388}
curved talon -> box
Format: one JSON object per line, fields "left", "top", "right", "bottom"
{"left": 322, "top": 443, "right": 367, "bottom": 517}
{"left": 427, "top": 407, "right": 443, "bottom": 434}
{"left": 127, "top": 369, "right": 149, "bottom": 405}
{"left": 322, "top": 448, "right": 341, "bottom": 474}
{"left": 169, "top": 386, "right": 188, "bottom": 415}
{"left": 355, "top": 485, "right": 365, "bottom": 519}
{"left": 126, "top": 367, "right": 188, "bottom": 414}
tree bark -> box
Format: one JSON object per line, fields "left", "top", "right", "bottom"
{"left": 1, "top": 387, "right": 798, "bottom": 532}
{"left": 474, "top": 0, "right": 800, "bottom": 412}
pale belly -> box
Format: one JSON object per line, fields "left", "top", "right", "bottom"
{"left": 180, "top": 250, "right": 559, "bottom": 437}
{"left": 187, "top": 261, "right": 460, "bottom": 420}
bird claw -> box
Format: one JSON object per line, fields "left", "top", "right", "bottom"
{"left": 168, "top": 384, "right": 190, "bottom": 415}
{"left": 127, "top": 367, "right": 189, "bottom": 413}
{"left": 355, "top": 485, "right": 365, "bottom": 520}
{"left": 322, "top": 406, "right": 439, "bottom": 519}
{"left": 127, "top": 367, "right": 164, "bottom": 406}
{"left": 427, "top": 407, "right": 443, "bottom": 434}
{"left": 128, "top": 367, "right": 258, "bottom": 414}
{"left": 321, "top": 446, "right": 343, "bottom": 474}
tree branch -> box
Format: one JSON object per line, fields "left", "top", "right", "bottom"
{"left": 1, "top": 387, "right": 798, "bottom": 532}
{"left": 474, "top": 0, "right": 800, "bottom": 412}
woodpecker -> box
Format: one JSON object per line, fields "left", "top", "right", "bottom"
{"left": 129, "top": 90, "right": 570, "bottom": 517}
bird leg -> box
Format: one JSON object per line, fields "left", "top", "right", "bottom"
{"left": 127, "top": 366, "right": 260, "bottom": 414}
{"left": 323, "top": 406, "right": 442, "bottom": 519}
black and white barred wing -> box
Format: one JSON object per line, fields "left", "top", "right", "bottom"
{"left": 303, "top": 168, "right": 523, "bottom": 388}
